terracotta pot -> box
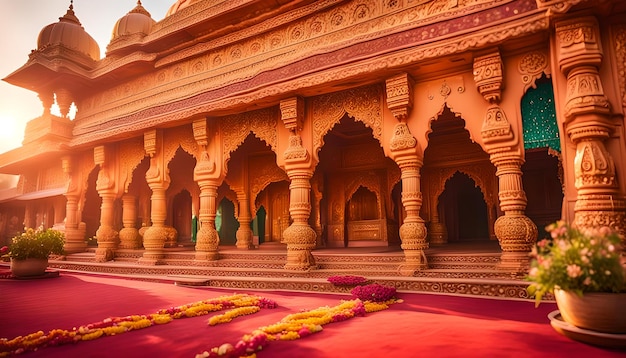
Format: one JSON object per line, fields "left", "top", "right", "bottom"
{"left": 554, "top": 288, "right": 626, "bottom": 334}
{"left": 10, "top": 258, "right": 49, "bottom": 277}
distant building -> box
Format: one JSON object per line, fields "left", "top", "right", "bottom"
{"left": 0, "top": 0, "right": 624, "bottom": 273}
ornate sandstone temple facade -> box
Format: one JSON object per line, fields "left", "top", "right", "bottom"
{"left": 1, "top": 0, "right": 625, "bottom": 278}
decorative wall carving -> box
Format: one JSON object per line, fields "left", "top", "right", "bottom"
{"left": 615, "top": 25, "right": 626, "bottom": 113}
{"left": 249, "top": 154, "right": 289, "bottom": 208}
{"left": 118, "top": 138, "right": 146, "bottom": 193}
{"left": 518, "top": 50, "right": 550, "bottom": 92}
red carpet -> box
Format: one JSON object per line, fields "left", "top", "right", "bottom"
{"left": 1, "top": 272, "right": 624, "bottom": 357}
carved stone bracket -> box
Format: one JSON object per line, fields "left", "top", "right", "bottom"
{"left": 280, "top": 97, "right": 304, "bottom": 133}
{"left": 385, "top": 73, "right": 414, "bottom": 121}
{"left": 473, "top": 50, "right": 503, "bottom": 103}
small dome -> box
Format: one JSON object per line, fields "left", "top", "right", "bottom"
{"left": 166, "top": 0, "right": 201, "bottom": 17}
{"left": 111, "top": 1, "right": 156, "bottom": 41}
{"left": 37, "top": 3, "right": 100, "bottom": 61}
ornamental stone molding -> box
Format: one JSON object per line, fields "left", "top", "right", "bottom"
{"left": 69, "top": 0, "right": 546, "bottom": 147}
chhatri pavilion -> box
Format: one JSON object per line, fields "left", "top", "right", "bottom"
{"left": 0, "top": 0, "right": 625, "bottom": 296}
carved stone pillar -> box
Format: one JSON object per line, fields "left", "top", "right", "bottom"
{"left": 140, "top": 130, "right": 171, "bottom": 265}
{"left": 119, "top": 195, "right": 140, "bottom": 249}
{"left": 94, "top": 146, "right": 119, "bottom": 262}
{"left": 281, "top": 97, "right": 317, "bottom": 270}
{"left": 474, "top": 51, "right": 537, "bottom": 272}
{"left": 193, "top": 119, "right": 220, "bottom": 262}
{"left": 61, "top": 156, "right": 87, "bottom": 254}
{"left": 555, "top": 17, "right": 626, "bottom": 236}
{"left": 386, "top": 73, "right": 428, "bottom": 274}
{"left": 235, "top": 193, "right": 254, "bottom": 249}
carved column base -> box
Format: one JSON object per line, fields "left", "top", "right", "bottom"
{"left": 195, "top": 227, "right": 220, "bottom": 262}
{"left": 163, "top": 226, "right": 178, "bottom": 248}
{"left": 95, "top": 225, "right": 118, "bottom": 262}
{"left": 497, "top": 251, "right": 531, "bottom": 273}
{"left": 119, "top": 228, "right": 140, "bottom": 249}
{"left": 63, "top": 225, "right": 87, "bottom": 254}
{"left": 399, "top": 221, "right": 429, "bottom": 274}
{"left": 283, "top": 224, "right": 317, "bottom": 271}
{"left": 574, "top": 195, "right": 626, "bottom": 238}
{"left": 236, "top": 227, "right": 254, "bottom": 249}
{"left": 428, "top": 221, "right": 448, "bottom": 245}
{"left": 140, "top": 226, "right": 167, "bottom": 265}
{"left": 494, "top": 215, "right": 537, "bottom": 273}
{"left": 398, "top": 250, "right": 428, "bottom": 276}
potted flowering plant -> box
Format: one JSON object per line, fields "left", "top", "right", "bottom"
{"left": 7, "top": 227, "right": 65, "bottom": 277}
{"left": 527, "top": 221, "right": 626, "bottom": 333}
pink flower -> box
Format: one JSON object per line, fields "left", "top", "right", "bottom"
{"left": 0, "top": 246, "right": 8, "bottom": 254}
{"left": 566, "top": 264, "right": 581, "bottom": 278}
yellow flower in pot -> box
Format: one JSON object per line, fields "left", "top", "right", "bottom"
{"left": 7, "top": 227, "right": 65, "bottom": 277}
{"left": 527, "top": 221, "right": 626, "bottom": 334}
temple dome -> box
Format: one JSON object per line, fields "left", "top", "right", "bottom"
{"left": 166, "top": 0, "right": 202, "bottom": 17}
{"left": 37, "top": 3, "right": 100, "bottom": 61}
{"left": 111, "top": 1, "right": 155, "bottom": 41}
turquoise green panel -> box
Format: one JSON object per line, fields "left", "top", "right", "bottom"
{"left": 521, "top": 80, "right": 560, "bottom": 152}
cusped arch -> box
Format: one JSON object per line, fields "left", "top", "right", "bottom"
{"left": 221, "top": 108, "right": 278, "bottom": 171}
{"left": 119, "top": 138, "right": 147, "bottom": 194}
{"left": 434, "top": 168, "right": 493, "bottom": 211}
{"left": 345, "top": 173, "right": 382, "bottom": 219}
{"left": 163, "top": 126, "right": 199, "bottom": 166}
{"left": 424, "top": 104, "right": 485, "bottom": 152}
{"left": 311, "top": 85, "right": 384, "bottom": 160}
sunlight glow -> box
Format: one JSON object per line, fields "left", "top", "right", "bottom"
{"left": 0, "top": 113, "right": 25, "bottom": 152}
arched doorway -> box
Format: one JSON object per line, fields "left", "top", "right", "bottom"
{"left": 172, "top": 189, "right": 192, "bottom": 244}
{"left": 438, "top": 172, "right": 490, "bottom": 242}
{"left": 252, "top": 206, "right": 266, "bottom": 245}
{"left": 83, "top": 167, "right": 102, "bottom": 244}
{"left": 316, "top": 115, "right": 401, "bottom": 248}
{"left": 217, "top": 198, "right": 238, "bottom": 245}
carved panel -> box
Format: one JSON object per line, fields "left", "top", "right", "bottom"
{"left": 39, "top": 165, "right": 65, "bottom": 191}
{"left": 518, "top": 50, "right": 550, "bottom": 92}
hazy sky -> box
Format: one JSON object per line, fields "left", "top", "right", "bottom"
{"left": 0, "top": 0, "right": 173, "bottom": 153}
